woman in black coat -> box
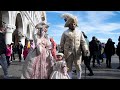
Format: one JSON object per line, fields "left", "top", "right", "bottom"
{"left": 17, "top": 41, "right": 23, "bottom": 62}
{"left": 104, "top": 38, "right": 115, "bottom": 68}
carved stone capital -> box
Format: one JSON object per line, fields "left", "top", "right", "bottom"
{"left": 5, "top": 24, "right": 16, "bottom": 33}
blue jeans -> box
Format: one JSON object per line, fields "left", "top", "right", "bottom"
{"left": 0, "top": 54, "right": 8, "bottom": 76}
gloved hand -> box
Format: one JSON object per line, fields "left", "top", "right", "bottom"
{"left": 84, "top": 50, "right": 90, "bottom": 57}
{"left": 63, "top": 66, "right": 67, "bottom": 76}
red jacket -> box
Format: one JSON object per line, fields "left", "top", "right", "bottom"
{"left": 50, "top": 38, "right": 57, "bottom": 59}
{"left": 23, "top": 48, "right": 29, "bottom": 59}
{"left": 6, "top": 47, "right": 11, "bottom": 56}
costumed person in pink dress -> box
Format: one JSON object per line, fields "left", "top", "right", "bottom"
{"left": 50, "top": 38, "right": 57, "bottom": 60}
{"left": 21, "top": 22, "right": 53, "bottom": 79}
{"left": 50, "top": 53, "right": 70, "bottom": 79}
{"left": 23, "top": 45, "right": 29, "bottom": 60}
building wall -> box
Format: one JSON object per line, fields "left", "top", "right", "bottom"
{"left": 0, "top": 11, "right": 47, "bottom": 46}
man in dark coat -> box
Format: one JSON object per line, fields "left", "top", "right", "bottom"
{"left": 17, "top": 41, "right": 23, "bottom": 62}
{"left": 89, "top": 36, "right": 101, "bottom": 67}
{"left": 104, "top": 38, "right": 115, "bottom": 68}
{"left": 0, "top": 26, "right": 10, "bottom": 79}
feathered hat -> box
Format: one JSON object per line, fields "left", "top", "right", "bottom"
{"left": 61, "top": 13, "right": 78, "bottom": 27}
{"left": 35, "top": 21, "right": 49, "bottom": 29}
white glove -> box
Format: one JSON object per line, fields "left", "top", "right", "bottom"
{"left": 63, "top": 67, "right": 67, "bottom": 76}
{"left": 84, "top": 50, "right": 90, "bottom": 56}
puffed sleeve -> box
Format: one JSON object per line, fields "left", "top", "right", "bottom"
{"left": 52, "top": 62, "right": 57, "bottom": 71}
{"left": 62, "top": 60, "right": 68, "bottom": 74}
{"left": 51, "top": 59, "right": 56, "bottom": 67}
{"left": 60, "top": 33, "right": 66, "bottom": 53}
{"left": 62, "top": 60, "right": 67, "bottom": 67}
{"left": 32, "top": 29, "right": 38, "bottom": 47}
{"left": 32, "top": 29, "right": 43, "bottom": 55}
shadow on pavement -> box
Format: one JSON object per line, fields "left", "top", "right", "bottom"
{"left": 0, "top": 75, "right": 20, "bottom": 79}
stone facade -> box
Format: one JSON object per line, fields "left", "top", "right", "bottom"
{"left": 0, "top": 11, "right": 47, "bottom": 46}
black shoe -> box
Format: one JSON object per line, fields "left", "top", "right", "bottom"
{"left": 73, "top": 70, "right": 76, "bottom": 73}
{"left": 93, "top": 65, "right": 95, "bottom": 67}
{"left": 108, "top": 66, "right": 112, "bottom": 68}
{"left": 88, "top": 73, "right": 94, "bottom": 76}
{"left": 117, "top": 66, "right": 120, "bottom": 69}
{"left": 106, "top": 65, "right": 109, "bottom": 68}
{"left": 93, "top": 65, "right": 97, "bottom": 67}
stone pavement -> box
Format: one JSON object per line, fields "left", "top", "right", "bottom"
{"left": 79, "top": 55, "right": 120, "bottom": 79}
{"left": 0, "top": 54, "right": 24, "bottom": 79}
{"left": 0, "top": 54, "right": 120, "bottom": 79}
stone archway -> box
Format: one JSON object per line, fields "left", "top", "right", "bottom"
{"left": 25, "top": 25, "right": 30, "bottom": 45}
{"left": 0, "top": 11, "right": 9, "bottom": 26}
{"left": 12, "top": 13, "right": 23, "bottom": 46}
{"left": 0, "top": 11, "right": 12, "bottom": 44}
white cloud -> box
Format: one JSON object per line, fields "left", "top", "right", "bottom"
{"left": 85, "top": 11, "right": 116, "bottom": 24}
{"left": 47, "top": 11, "right": 120, "bottom": 45}
{"left": 54, "top": 24, "right": 66, "bottom": 30}
{"left": 107, "top": 32, "right": 120, "bottom": 35}
{"left": 98, "top": 38, "right": 108, "bottom": 43}
{"left": 48, "top": 27, "right": 66, "bottom": 38}
{"left": 77, "top": 20, "right": 120, "bottom": 35}
{"left": 63, "top": 12, "right": 118, "bottom": 33}
{"left": 77, "top": 22, "right": 98, "bottom": 33}
{"left": 115, "top": 11, "right": 120, "bottom": 14}
{"left": 82, "top": 23, "right": 120, "bottom": 34}
{"left": 98, "top": 23, "right": 120, "bottom": 33}
{"left": 49, "top": 11, "right": 118, "bottom": 35}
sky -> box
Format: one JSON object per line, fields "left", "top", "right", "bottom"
{"left": 46, "top": 11, "right": 120, "bottom": 47}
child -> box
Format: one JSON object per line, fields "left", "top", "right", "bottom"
{"left": 23, "top": 45, "right": 29, "bottom": 60}
{"left": 6, "top": 44, "right": 12, "bottom": 67}
{"left": 50, "top": 53, "right": 70, "bottom": 79}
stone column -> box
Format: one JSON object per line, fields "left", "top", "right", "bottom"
{"left": 5, "top": 24, "right": 16, "bottom": 44}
